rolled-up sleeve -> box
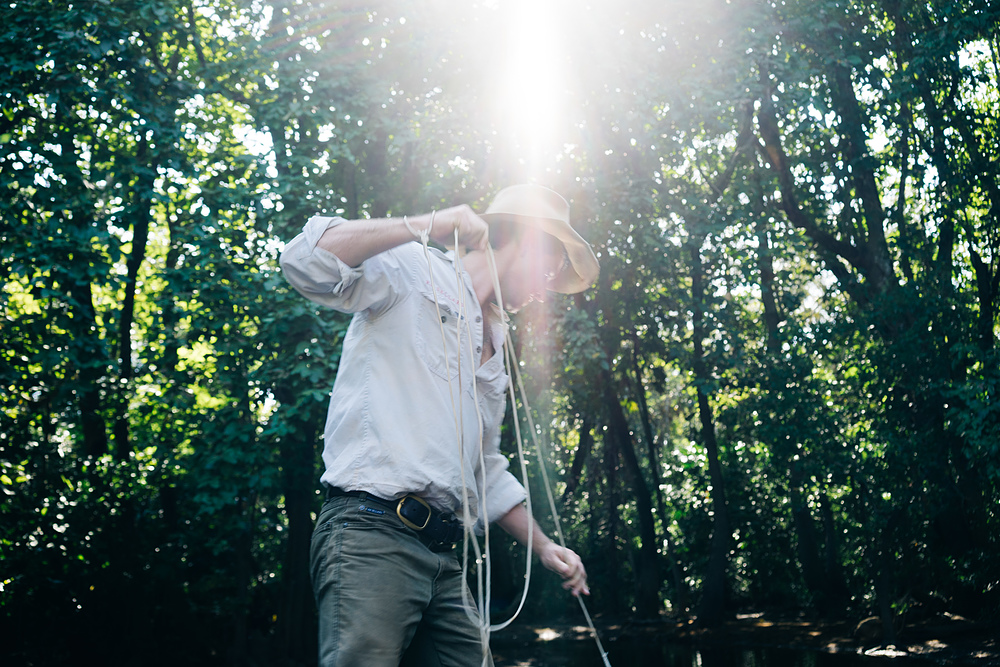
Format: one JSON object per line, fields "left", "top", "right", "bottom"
{"left": 280, "top": 215, "right": 402, "bottom": 314}
{"left": 480, "top": 464, "right": 527, "bottom": 534}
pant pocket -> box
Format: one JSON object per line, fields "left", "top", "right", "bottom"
{"left": 310, "top": 511, "right": 340, "bottom": 606}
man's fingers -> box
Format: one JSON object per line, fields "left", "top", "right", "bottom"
{"left": 460, "top": 208, "right": 489, "bottom": 250}
{"left": 430, "top": 205, "right": 488, "bottom": 250}
{"left": 538, "top": 544, "right": 590, "bottom": 596}
{"left": 549, "top": 546, "right": 589, "bottom": 596}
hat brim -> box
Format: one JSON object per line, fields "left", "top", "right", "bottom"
{"left": 481, "top": 212, "right": 600, "bottom": 294}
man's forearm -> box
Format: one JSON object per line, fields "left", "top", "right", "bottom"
{"left": 317, "top": 214, "right": 433, "bottom": 268}
{"left": 316, "top": 205, "right": 489, "bottom": 268}
{"left": 496, "top": 502, "right": 553, "bottom": 554}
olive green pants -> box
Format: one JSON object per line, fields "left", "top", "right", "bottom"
{"left": 310, "top": 494, "right": 492, "bottom": 667}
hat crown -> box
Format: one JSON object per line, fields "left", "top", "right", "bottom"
{"left": 483, "top": 184, "right": 569, "bottom": 224}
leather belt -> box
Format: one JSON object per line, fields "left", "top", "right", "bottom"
{"left": 325, "top": 486, "right": 464, "bottom": 550}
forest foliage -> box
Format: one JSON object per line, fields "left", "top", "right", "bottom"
{"left": 2, "top": 0, "right": 999, "bottom": 664}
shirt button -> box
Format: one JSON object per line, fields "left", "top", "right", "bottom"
{"left": 476, "top": 346, "right": 482, "bottom": 354}
{"left": 475, "top": 315, "right": 482, "bottom": 323}
{"left": 441, "top": 315, "right": 447, "bottom": 323}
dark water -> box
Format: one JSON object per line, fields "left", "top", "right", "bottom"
{"left": 493, "top": 637, "right": 900, "bottom": 667}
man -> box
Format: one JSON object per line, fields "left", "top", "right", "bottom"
{"left": 280, "top": 184, "right": 599, "bottom": 666}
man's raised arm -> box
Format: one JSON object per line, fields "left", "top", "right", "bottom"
{"left": 317, "top": 204, "right": 490, "bottom": 267}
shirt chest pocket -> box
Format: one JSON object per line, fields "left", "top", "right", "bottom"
{"left": 414, "top": 286, "right": 480, "bottom": 387}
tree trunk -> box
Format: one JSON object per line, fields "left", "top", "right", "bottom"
{"left": 750, "top": 178, "right": 781, "bottom": 353}
{"left": 561, "top": 415, "right": 593, "bottom": 503}
{"left": 55, "top": 110, "right": 108, "bottom": 457}
{"left": 875, "top": 546, "right": 899, "bottom": 647}
{"left": 752, "top": 189, "right": 841, "bottom": 614}
{"left": 755, "top": 78, "right": 898, "bottom": 309}
{"left": 696, "top": 386, "right": 730, "bottom": 628}
{"left": 690, "top": 243, "right": 731, "bottom": 628}
{"left": 231, "top": 355, "right": 258, "bottom": 666}
{"left": 602, "top": 368, "right": 662, "bottom": 619}
{"left": 818, "top": 488, "right": 848, "bottom": 612}
{"left": 629, "top": 341, "right": 690, "bottom": 615}
{"left": 601, "top": 430, "right": 627, "bottom": 616}
{"left": 230, "top": 498, "right": 254, "bottom": 667}
{"left": 74, "top": 281, "right": 110, "bottom": 458}
{"left": 114, "top": 136, "right": 155, "bottom": 459}
{"left": 279, "top": 425, "right": 318, "bottom": 663}
{"left": 789, "top": 462, "right": 825, "bottom": 606}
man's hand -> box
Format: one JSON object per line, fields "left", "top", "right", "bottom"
{"left": 423, "top": 204, "right": 489, "bottom": 251}
{"left": 538, "top": 542, "right": 590, "bottom": 597}
{"left": 498, "top": 501, "right": 590, "bottom": 597}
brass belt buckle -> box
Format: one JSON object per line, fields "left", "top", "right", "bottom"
{"left": 397, "top": 495, "right": 431, "bottom": 531}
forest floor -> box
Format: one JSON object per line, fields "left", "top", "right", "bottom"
{"left": 672, "top": 611, "right": 999, "bottom": 663}
{"left": 492, "top": 610, "right": 1000, "bottom": 665}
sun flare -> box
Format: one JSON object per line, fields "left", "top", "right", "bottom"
{"left": 494, "top": 0, "right": 567, "bottom": 158}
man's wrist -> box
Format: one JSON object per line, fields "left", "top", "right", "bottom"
{"left": 534, "top": 533, "right": 555, "bottom": 557}
{"left": 402, "top": 212, "right": 434, "bottom": 242}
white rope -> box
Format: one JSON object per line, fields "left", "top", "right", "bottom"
{"left": 414, "top": 217, "right": 490, "bottom": 664}
{"left": 403, "top": 213, "right": 433, "bottom": 245}
{"left": 449, "top": 232, "right": 494, "bottom": 662}
{"left": 480, "top": 243, "right": 610, "bottom": 666}
{"left": 504, "top": 329, "right": 613, "bottom": 667}
{"left": 453, "top": 243, "right": 503, "bottom": 665}
{"left": 415, "top": 217, "right": 611, "bottom": 667}
{"left": 484, "top": 245, "right": 535, "bottom": 632}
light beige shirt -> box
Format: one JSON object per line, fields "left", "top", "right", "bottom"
{"left": 280, "top": 215, "right": 526, "bottom": 528}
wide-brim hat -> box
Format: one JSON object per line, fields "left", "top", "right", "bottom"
{"left": 481, "top": 184, "right": 600, "bottom": 294}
